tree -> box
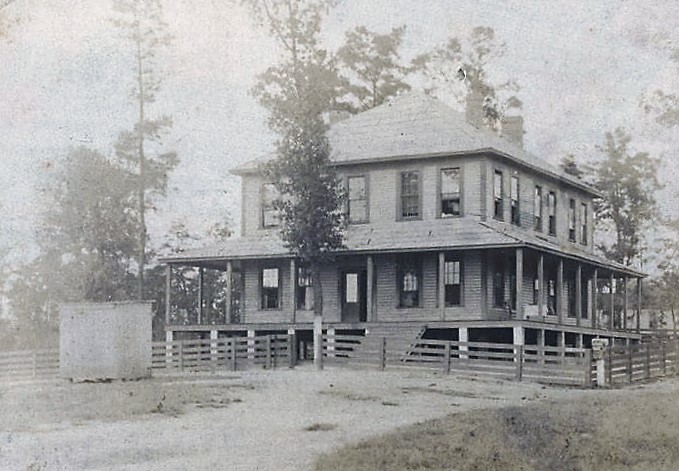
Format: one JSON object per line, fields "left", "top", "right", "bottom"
{"left": 337, "top": 26, "right": 411, "bottom": 111}
{"left": 413, "top": 26, "right": 522, "bottom": 130}
{"left": 560, "top": 154, "right": 585, "bottom": 179}
{"left": 592, "top": 128, "right": 661, "bottom": 266}
{"left": 112, "top": 0, "right": 178, "bottom": 300}
{"left": 245, "top": 0, "right": 347, "bottom": 369}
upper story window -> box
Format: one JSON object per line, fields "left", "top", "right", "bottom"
{"left": 297, "top": 266, "right": 314, "bottom": 310}
{"left": 568, "top": 198, "right": 576, "bottom": 242}
{"left": 261, "top": 267, "right": 280, "bottom": 309}
{"left": 548, "top": 191, "right": 557, "bottom": 236}
{"left": 493, "top": 170, "right": 503, "bottom": 220}
{"left": 348, "top": 176, "right": 368, "bottom": 223}
{"left": 261, "top": 183, "right": 279, "bottom": 228}
{"left": 400, "top": 171, "right": 420, "bottom": 219}
{"left": 580, "top": 203, "right": 588, "bottom": 245}
{"left": 443, "top": 256, "right": 463, "bottom": 306}
{"left": 398, "top": 256, "right": 421, "bottom": 308}
{"left": 440, "top": 168, "right": 462, "bottom": 217}
{"left": 534, "top": 186, "right": 543, "bottom": 232}
{"left": 510, "top": 175, "right": 520, "bottom": 225}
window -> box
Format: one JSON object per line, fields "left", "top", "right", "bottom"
{"left": 510, "top": 175, "right": 520, "bottom": 225}
{"left": 398, "top": 257, "right": 421, "bottom": 307}
{"left": 580, "top": 203, "right": 588, "bottom": 245}
{"left": 297, "top": 266, "right": 313, "bottom": 310}
{"left": 261, "top": 268, "right": 280, "bottom": 309}
{"left": 567, "top": 278, "right": 576, "bottom": 317}
{"left": 348, "top": 176, "right": 368, "bottom": 223}
{"left": 534, "top": 186, "right": 543, "bottom": 231}
{"left": 261, "top": 183, "right": 279, "bottom": 227}
{"left": 568, "top": 198, "right": 576, "bottom": 242}
{"left": 533, "top": 277, "right": 540, "bottom": 305}
{"left": 493, "top": 170, "right": 503, "bottom": 220}
{"left": 547, "top": 279, "right": 556, "bottom": 315}
{"left": 440, "top": 168, "right": 461, "bottom": 217}
{"left": 400, "top": 171, "right": 420, "bottom": 219}
{"left": 443, "top": 257, "right": 462, "bottom": 306}
{"left": 548, "top": 191, "right": 556, "bottom": 236}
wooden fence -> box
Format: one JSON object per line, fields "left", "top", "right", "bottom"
{"left": 323, "top": 334, "right": 593, "bottom": 386}
{"left": 0, "top": 348, "right": 60, "bottom": 382}
{"left": 604, "top": 340, "right": 679, "bottom": 386}
{"left": 151, "top": 334, "right": 294, "bottom": 373}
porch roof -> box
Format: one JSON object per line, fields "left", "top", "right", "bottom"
{"left": 159, "top": 218, "right": 644, "bottom": 277}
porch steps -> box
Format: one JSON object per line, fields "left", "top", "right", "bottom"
{"left": 350, "top": 324, "right": 428, "bottom": 363}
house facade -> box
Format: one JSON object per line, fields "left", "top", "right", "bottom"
{"left": 161, "top": 93, "right": 644, "bottom": 350}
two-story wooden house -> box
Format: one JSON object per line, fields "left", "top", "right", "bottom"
{"left": 161, "top": 93, "right": 644, "bottom": 352}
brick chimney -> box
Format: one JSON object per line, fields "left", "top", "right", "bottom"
{"left": 465, "top": 90, "right": 484, "bottom": 128}
{"left": 500, "top": 115, "right": 524, "bottom": 148}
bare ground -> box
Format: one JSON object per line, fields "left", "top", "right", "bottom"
{"left": 1, "top": 365, "right": 678, "bottom": 470}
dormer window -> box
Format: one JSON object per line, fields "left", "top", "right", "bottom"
{"left": 440, "top": 168, "right": 461, "bottom": 217}
{"left": 493, "top": 170, "right": 503, "bottom": 220}
{"left": 348, "top": 176, "right": 368, "bottom": 223}
{"left": 400, "top": 171, "right": 420, "bottom": 219}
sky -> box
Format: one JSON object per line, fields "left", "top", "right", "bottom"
{"left": 0, "top": 0, "right": 678, "bottom": 267}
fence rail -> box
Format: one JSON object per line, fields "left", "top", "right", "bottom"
{"left": 604, "top": 341, "right": 679, "bottom": 386}
{"left": 0, "top": 348, "right": 60, "bottom": 381}
{"left": 151, "top": 334, "right": 294, "bottom": 373}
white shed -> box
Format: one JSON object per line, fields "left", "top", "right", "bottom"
{"left": 59, "top": 302, "right": 153, "bottom": 381}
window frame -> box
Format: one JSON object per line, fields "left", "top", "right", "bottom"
{"left": 510, "top": 175, "right": 520, "bottom": 225}
{"left": 547, "top": 190, "right": 557, "bottom": 236}
{"left": 260, "top": 267, "right": 281, "bottom": 310}
{"left": 260, "top": 183, "right": 280, "bottom": 228}
{"left": 580, "top": 203, "right": 588, "bottom": 246}
{"left": 443, "top": 256, "right": 463, "bottom": 307}
{"left": 439, "top": 167, "right": 463, "bottom": 218}
{"left": 347, "top": 175, "right": 369, "bottom": 224}
{"left": 398, "top": 170, "right": 422, "bottom": 221}
{"left": 568, "top": 198, "right": 576, "bottom": 242}
{"left": 534, "top": 185, "right": 543, "bottom": 232}
{"left": 493, "top": 170, "right": 504, "bottom": 220}
{"left": 397, "top": 256, "right": 422, "bottom": 308}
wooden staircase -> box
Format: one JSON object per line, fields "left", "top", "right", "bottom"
{"left": 350, "top": 323, "right": 428, "bottom": 363}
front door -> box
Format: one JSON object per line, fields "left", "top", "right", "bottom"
{"left": 341, "top": 269, "right": 367, "bottom": 323}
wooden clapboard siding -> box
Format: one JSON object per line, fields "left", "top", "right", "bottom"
{"left": 240, "top": 174, "right": 263, "bottom": 237}
{"left": 294, "top": 265, "right": 341, "bottom": 323}
{"left": 445, "top": 250, "right": 483, "bottom": 320}
{"left": 242, "top": 259, "right": 291, "bottom": 324}
{"left": 366, "top": 166, "right": 397, "bottom": 225}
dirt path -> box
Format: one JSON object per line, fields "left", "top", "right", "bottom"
{"left": 1, "top": 366, "right": 676, "bottom": 470}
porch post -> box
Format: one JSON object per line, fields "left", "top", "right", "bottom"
{"left": 438, "top": 252, "right": 446, "bottom": 320}
{"left": 624, "top": 276, "right": 630, "bottom": 331}
{"left": 538, "top": 253, "right": 545, "bottom": 320}
{"left": 290, "top": 259, "right": 297, "bottom": 323}
{"left": 515, "top": 248, "right": 523, "bottom": 320}
{"left": 592, "top": 268, "right": 598, "bottom": 329}
{"left": 459, "top": 327, "right": 469, "bottom": 359}
{"left": 367, "top": 255, "right": 375, "bottom": 322}
{"left": 225, "top": 260, "right": 233, "bottom": 323}
{"left": 636, "top": 278, "right": 642, "bottom": 334}
{"left": 609, "top": 273, "right": 615, "bottom": 330}
{"left": 197, "top": 267, "right": 204, "bottom": 325}
{"left": 576, "top": 264, "right": 582, "bottom": 327}
{"left": 557, "top": 259, "right": 564, "bottom": 324}
{"left": 165, "top": 264, "right": 172, "bottom": 327}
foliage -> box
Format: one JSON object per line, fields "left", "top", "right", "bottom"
{"left": 337, "top": 26, "right": 411, "bottom": 110}
{"left": 592, "top": 128, "right": 661, "bottom": 266}
{"left": 412, "top": 26, "right": 522, "bottom": 129}
{"left": 559, "top": 154, "right": 584, "bottom": 179}
{"left": 112, "top": 0, "right": 178, "bottom": 299}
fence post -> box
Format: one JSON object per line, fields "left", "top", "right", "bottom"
{"left": 444, "top": 341, "right": 451, "bottom": 374}
{"left": 662, "top": 341, "right": 667, "bottom": 375}
{"left": 515, "top": 345, "right": 524, "bottom": 381}
{"left": 288, "top": 333, "right": 297, "bottom": 369}
{"left": 628, "top": 345, "right": 633, "bottom": 384}
{"left": 266, "top": 336, "right": 272, "bottom": 369}
{"left": 179, "top": 340, "right": 185, "bottom": 372}
{"left": 607, "top": 346, "right": 613, "bottom": 385}
{"left": 230, "top": 338, "right": 237, "bottom": 371}
{"left": 645, "top": 343, "right": 651, "bottom": 379}
{"left": 584, "top": 349, "right": 593, "bottom": 388}
{"left": 381, "top": 337, "right": 387, "bottom": 371}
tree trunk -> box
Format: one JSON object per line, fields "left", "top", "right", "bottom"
{"left": 312, "top": 262, "right": 323, "bottom": 370}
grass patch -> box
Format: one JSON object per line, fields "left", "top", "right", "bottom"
{"left": 319, "top": 390, "right": 379, "bottom": 402}
{"left": 304, "top": 423, "right": 337, "bottom": 432}
{"left": 315, "top": 392, "right": 679, "bottom": 471}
